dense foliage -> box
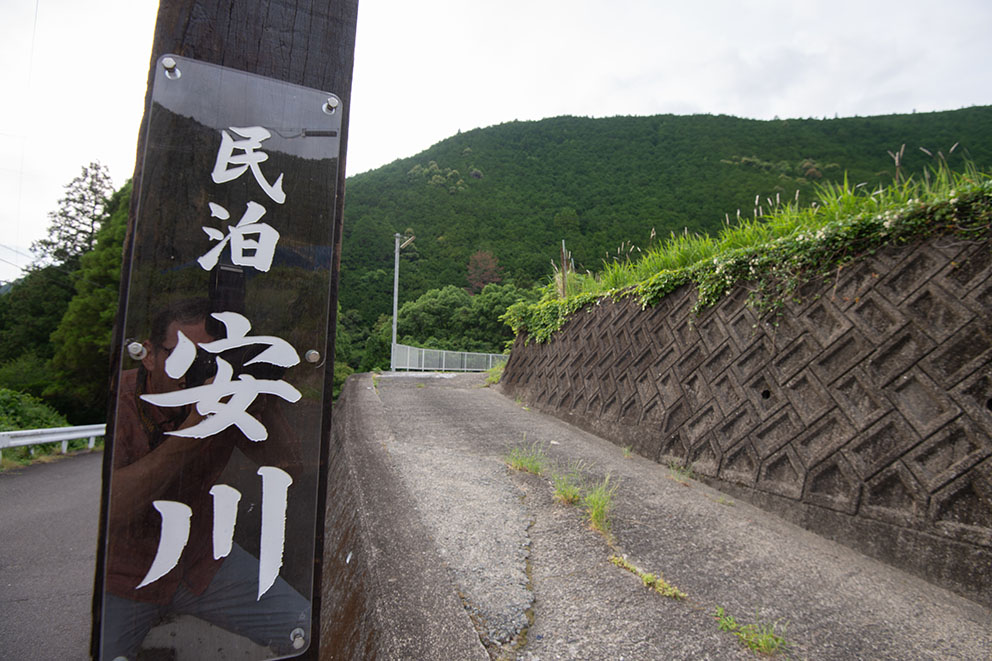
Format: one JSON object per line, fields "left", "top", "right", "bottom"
{"left": 504, "top": 165, "right": 992, "bottom": 343}
{"left": 1, "top": 107, "right": 990, "bottom": 426}
{"left": 341, "top": 107, "right": 992, "bottom": 332}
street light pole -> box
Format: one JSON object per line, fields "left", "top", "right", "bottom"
{"left": 391, "top": 232, "right": 414, "bottom": 370}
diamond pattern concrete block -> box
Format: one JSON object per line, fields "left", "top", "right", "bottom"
{"left": 830, "top": 368, "right": 889, "bottom": 430}
{"left": 719, "top": 440, "right": 760, "bottom": 486}
{"left": 845, "top": 412, "right": 917, "bottom": 480}
{"left": 803, "top": 297, "right": 852, "bottom": 347}
{"left": 714, "top": 403, "right": 759, "bottom": 450}
{"left": 885, "top": 368, "right": 961, "bottom": 438}
{"left": 793, "top": 410, "right": 856, "bottom": 468}
{"left": 849, "top": 292, "right": 906, "bottom": 337}
{"left": 942, "top": 241, "right": 992, "bottom": 294}
{"left": 879, "top": 248, "right": 945, "bottom": 304}
{"left": 697, "top": 314, "right": 730, "bottom": 352}
{"left": 676, "top": 343, "right": 705, "bottom": 380}
{"left": 710, "top": 370, "right": 746, "bottom": 415}
{"left": 751, "top": 407, "right": 802, "bottom": 458}
{"left": 832, "top": 259, "right": 883, "bottom": 310}
{"left": 688, "top": 435, "right": 722, "bottom": 477}
{"left": 965, "top": 277, "right": 992, "bottom": 322}
{"left": 700, "top": 342, "right": 734, "bottom": 381}
{"left": 805, "top": 453, "right": 861, "bottom": 514}
{"left": 906, "top": 418, "right": 992, "bottom": 492}
{"left": 734, "top": 336, "right": 773, "bottom": 381}
{"left": 772, "top": 333, "right": 823, "bottom": 383}
{"left": 922, "top": 320, "right": 992, "bottom": 389}
{"left": 904, "top": 282, "right": 974, "bottom": 343}
{"left": 867, "top": 325, "right": 936, "bottom": 387}
{"left": 813, "top": 328, "right": 871, "bottom": 385}
{"left": 727, "top": 307, "right": 760, "bottom": 348}
{"left": 950, "top": 370, "right": 992, "bottom": 436}
{"left": 684, "top": 403, "right": 720, "bottom": 444}
{"left": 758, "top": 446, "right": 805, "bottom": 499}
{"left": 862, "top": 463, "right": 929, "bottom": 527}
{"left": 929, "top": 459, "right": 992, "bottom": 546}
{"left": 744, "top": 371, "right": 785, "bottom": 419}
{"left": 681, "top": 370, "right": 713, "bottom": 410}
{"left": 498, "top": 237, "right": 992, "bottom": 606}
{"left": 785, "top": 370, "right": 833, "bottom": 424}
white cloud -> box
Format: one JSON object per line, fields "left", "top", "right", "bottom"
{"left": 1, "top": 0, "right": 990, "bottom": 281}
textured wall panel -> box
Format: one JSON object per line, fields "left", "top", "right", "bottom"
{"left": 501, "top": 238, "right": 992, "bottom": 607}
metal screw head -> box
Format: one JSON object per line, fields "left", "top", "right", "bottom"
{"left": 127, "top": 341, "right": 147, "bottom": 360}
{"left": 322, "top": 96, "right": 339, "bottom": 115}
{"left": 305, "top": 350, "right": 321, "bottom": 364}
{"left": 290, "top": 627, "right": 306, "bottom": 650}
{"left": 162, "top": 56, "right": 181, "bottom": 79}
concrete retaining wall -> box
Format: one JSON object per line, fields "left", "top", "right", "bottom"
{"left": 500, "top": 237, "right": 992, "bottom": 607}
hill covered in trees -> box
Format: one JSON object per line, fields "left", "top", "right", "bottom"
{"left": 340, "top": 107, "right": 992, "bottom": 334}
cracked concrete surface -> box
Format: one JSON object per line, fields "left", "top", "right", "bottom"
{"left": 364, "top": 371, "right": 990, "bottom": 660}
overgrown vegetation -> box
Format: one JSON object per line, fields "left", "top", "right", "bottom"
{"left": 610, "top": 554, "right": 687, "bottom": 600}
{"left": 505, "top": 439, "right": 547, "bottom": 474}
{"left": 714, "top": 606, "right": 790, "bottom": 656}
{"left": 504, "top": 163, "right": 992, "bottom": 342}
{"left": 0, "top": 388, "right": 72, "bottom": 469}
{"left": 582, "top": 475, "right": 619, "bottom": 536}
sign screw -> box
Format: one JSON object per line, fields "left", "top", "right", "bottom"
{"left": 322, "top": 96, "right": 339, "bottom": 114}
{"left": 305, "top": 350, "right": 321, "bottom": 364}
{"left": 162, "top": 56, "right": 181, "bottom": 79}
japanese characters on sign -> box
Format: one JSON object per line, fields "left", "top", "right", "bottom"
{"left": 137, "top": 130, "right": 299, "bottom": 597}
{"left": 99, "top": 54, "right": 342, "bottom": 660}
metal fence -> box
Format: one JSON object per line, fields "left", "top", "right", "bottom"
{"left": 390, "top": 343, "right": 507, "bottom": 372}
{"left": 0, "top": 423, "right": 106, "bottom": 463}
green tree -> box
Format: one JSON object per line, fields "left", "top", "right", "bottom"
{"left": 32, "top": 161, "right": 114, "bottom": 266}
{"left": 47, "top": 183, "right": 130, "bottom": 422}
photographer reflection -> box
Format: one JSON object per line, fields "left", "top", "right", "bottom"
{"left": 101, "top": 299, "right": 310, "bottom": 660}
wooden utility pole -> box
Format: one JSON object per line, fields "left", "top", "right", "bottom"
{"left": 92, "top": 1, "right": 359, "bottom": 658}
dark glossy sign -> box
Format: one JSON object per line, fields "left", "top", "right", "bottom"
{"left": 95, "top": 55, "right": 340, "bottom": 660}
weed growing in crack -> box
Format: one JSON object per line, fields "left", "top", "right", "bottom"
{"left": 609, "top": 554, "right": 687, "bottom": 600}
{"left": 667, "top": 460, "right": 695, "bottom": 485}
{"left": 506, "top": 439, "right": 547, "bottom": 475}
{"left": 622, "top": 445, "right": 633, "bottom": 458}
{"left": 583, "top": 475, "right": 618, "bottom": 535}
{"left": 550, "top": 465, "right": 584, "bottom": 505}
{"left": 714, "top": 606, "right": 790, "bottom": 656}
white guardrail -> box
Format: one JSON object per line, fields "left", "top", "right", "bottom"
{"left": 391, "top": 343, "right": 507, "bottom": 372}
{"left": 0, "top": 423, "right": 106, "bottom": 462}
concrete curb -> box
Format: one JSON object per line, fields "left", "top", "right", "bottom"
{"left": 320, "top": 373, "right": 488, "bottom": 660}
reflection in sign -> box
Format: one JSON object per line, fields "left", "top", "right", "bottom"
{"left": 98, "top": 54, "right": 341, "bottom": 660}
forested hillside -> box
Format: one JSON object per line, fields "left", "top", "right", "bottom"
{"left": 1, "top": 108, "right": 990, "bottom": 428}
{"left": 341, "top": 107, "right": 992, "bottom": 331}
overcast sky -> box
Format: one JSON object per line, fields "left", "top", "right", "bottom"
{"left": 1, "top": 0, "right": 990, "bottom": 282}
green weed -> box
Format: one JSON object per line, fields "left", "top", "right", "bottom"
{"left": 609, "top": 554, "right": 687, "bottom": 600}
{"left": 505, "top": 440, "right": 547, "bottom": 475}
{"left": 714, "top": 606, "right": 789, "bottom": 656}
{"left": 583, "top": 475, "right": 618, "bottom": 535}
{"left": 667, "top": 460, "right": 695, "bottom": 485}
{"left": 503, "top": 164, "right": 992, "bottom": 343}
{"left": 485, "top": 361, "right": 505, "bottom": 385}
{"left": 622, "top": 445, "right": 633, "bottom": 458}
{"left": 550, "top": 461, "right": 586, "bottom": 504}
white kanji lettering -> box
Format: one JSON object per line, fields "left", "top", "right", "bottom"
{"left": 198, "top": 202, "right": 281, "bottom": 272}
{"left": 141, "top": 312, "right": 301, "bottom": 441}
{"left": 211, "top": 126, "right": 285, "bottom": 203}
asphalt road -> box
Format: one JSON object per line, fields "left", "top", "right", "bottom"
{"left": 0, "top": 451, "right": 103, "bottom": 661}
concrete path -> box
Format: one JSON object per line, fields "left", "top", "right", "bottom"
{"left": 371, "top": 371, "right": 991, "bottom": 660}
{"left": 0, "top": 451, "right": 103, "bottom": 661}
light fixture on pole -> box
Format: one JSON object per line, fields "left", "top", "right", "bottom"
{"left": 391, "top": 232, "right": 415, "bottom": 370}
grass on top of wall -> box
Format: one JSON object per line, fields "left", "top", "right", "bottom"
{"left": 503, "top": 163, "right": 992, "bottom": 343}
